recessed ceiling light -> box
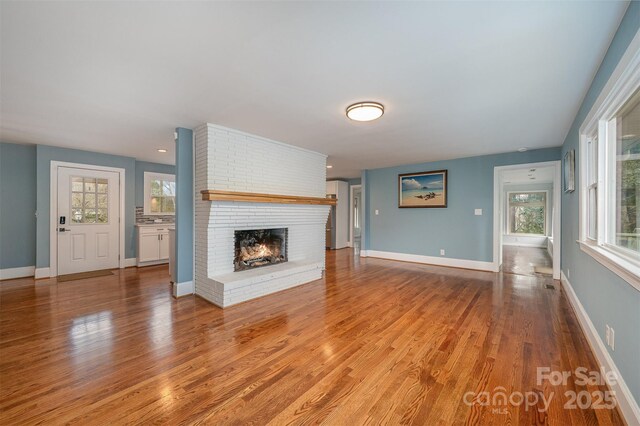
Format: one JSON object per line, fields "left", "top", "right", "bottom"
{"left": 157, "top": 149, "right": 167, "bottom": 153}
{"left": 326, "top": 165, "right": 333, "bottom": 169}
{"left": 518, "top": 147, "right": 528, "bottom": 152}
{"left": 346, "top": 102, "right": 384, "bottom": 122}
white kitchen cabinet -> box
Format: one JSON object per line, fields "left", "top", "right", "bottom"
{"left": 137, "top": 225, "right": 174, "bottom": 267}
{"left": 159, "top": 230, "right": 170, "bottom": 260}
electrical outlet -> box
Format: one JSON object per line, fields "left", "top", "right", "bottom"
{"left": 474, "top": 209, "right": 483, "bottom": 216}
{"left": 610, "top": 327, "right": 615, "bottom": 351}
{"left": 440, "top": 249, "right": 445, "bottom": 256}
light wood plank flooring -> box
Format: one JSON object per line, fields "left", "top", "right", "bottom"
{"left": 0, "top": 250, "right": 623, "bottom": 425}
{"left": 502, "top": 245, "right": 553, "bottom": 277}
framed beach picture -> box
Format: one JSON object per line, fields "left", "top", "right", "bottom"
{"left": 398, "top": 170, "right": 448, "bottom": 208}
{"left": 564, "top": 149, "right": 575, "bottom": 193}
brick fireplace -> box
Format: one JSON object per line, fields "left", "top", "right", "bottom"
{"left": 194, "top": 124, "right": 331, "bottom": 307}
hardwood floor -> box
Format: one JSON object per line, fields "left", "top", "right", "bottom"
{"left": 502, "top": 245, "right": 553, "bottom": 277}
{"left": 0, "top": 250, "right": 624, "bottom": 425}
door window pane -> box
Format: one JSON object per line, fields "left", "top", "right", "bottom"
{"left": 72, "top": 209, "right": 83, "bottom": 223}
{"left": 71, "top": 193, "right": 83, "bottom": 208}
{"left": 84, "top": 179, "right": 96, "bottom": 193}
{"left": 97, "top": 209, "right": 108, "bottom": 223}
{"left": 84, "top": 209, "right": 96, "bottom": 223}
{"left": 72, "top": 177, "right": 84, "bottom": 192}
{"left": 97, "top": 179, "right": 108, "bottom": 193}
{"left": 70, "top": 176, "right": 108, "bottom": 224}
{"left": 84, "top": 193, "right": 96, "bottom": 208}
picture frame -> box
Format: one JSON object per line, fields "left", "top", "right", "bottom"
{"left": 398, "top": 170, "right": 448, "bottom": 208}
{"left": 564, "top": 149, "right": 575, "bottom": 193}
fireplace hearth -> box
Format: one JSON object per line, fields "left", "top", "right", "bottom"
{"left": 234, "top": 228, "right": 288, "bottom": 272}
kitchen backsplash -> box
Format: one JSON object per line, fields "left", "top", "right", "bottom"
{"left": 135, "top": 206, "right": 175, "bottom": 224}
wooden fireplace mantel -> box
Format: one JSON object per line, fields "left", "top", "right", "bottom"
{"left": 201, "top": 190, "right": 337, "bottom": 205}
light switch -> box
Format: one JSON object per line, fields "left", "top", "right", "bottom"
{"left": 474, "top": 209, "right": 483, "bottom": 216}
{"left": 375, "top": 209, "right": 379, "bottom": 215}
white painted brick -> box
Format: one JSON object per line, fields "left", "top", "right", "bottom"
{"left": 194, "top": 123, "right": 329, "bottom": 307}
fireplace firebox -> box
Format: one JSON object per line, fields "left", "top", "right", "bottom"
{"left": 234, "top": 228, "right": 288, "bottom": 272}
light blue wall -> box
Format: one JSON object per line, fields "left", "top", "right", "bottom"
{"left": 174, "top": 128, "right": 193, "bottom": 284}
{"left": 0, "top": 143, "right": 36, "bottom": 269}
{"left": 363, "top": 148, "right": 561, "bottom": 261}
{"left": 560, "top": 2, "right": 640, "bottom": 403}
{"left": 135, "top": 161, "right": 175, "bottom": 207}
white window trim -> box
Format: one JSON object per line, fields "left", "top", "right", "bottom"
{"left": 144, "top": 172, "right": 176, "bottom": 215}
{"left": 506, "top": 190, "right": 548, "bottom": 236}
{"left": 578, "top": 28, "right": 640, "bottom": 292}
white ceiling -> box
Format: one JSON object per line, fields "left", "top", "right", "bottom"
{"left": 502, "top": 166, "right": 555, "bottom": 185}
{"left": 0, "top": 1, "right": 629, "bottom": 178}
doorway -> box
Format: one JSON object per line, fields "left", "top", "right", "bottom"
{"left": 493, "top": 161, "right": 561, "bottom": 279}
{"left": 50, "top": 162, "right": 125, "bottom": 277}
{"left": 349, "top": 185, "right": 362, "bottom": 251}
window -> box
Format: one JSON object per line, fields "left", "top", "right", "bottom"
{"left": 612, "top": 88, "right": 640, "bottom": 253}
{"left": 508, "top": 191, "right": 546, "bottom": 235}
{"left": 144, "top": 172, "right": 175, "bottom": 215}
{"left": 71, "top": 176, "right": 108, "bottom": 224}
{"left": 579, "top": 49, "right": 640, "bottom": 289}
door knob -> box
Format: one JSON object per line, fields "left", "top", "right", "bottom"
{"left": 58, "top": 228, "right": 70, "bottom": 232}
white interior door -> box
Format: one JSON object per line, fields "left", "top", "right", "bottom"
{"left": 57, "top": 167, "right": 120, "bottom": 275}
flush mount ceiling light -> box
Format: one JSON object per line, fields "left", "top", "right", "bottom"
{"left": 517, "top": 147, "right": 528, "bottom": 152}
{"left": 157, "top": 149, "right": 167, "bottom": 153}
{"left": 346, "top": 102, "right": 384, "bottom": 122}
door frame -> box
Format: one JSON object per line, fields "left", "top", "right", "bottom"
{"left": 348, "top": 184, "right": 361, "bottom": 247}
{"left": 492, "top": 160, "right": 561, "bottom": 279}
{"left": 50, "top": 161, "right": 126, "bottom": 277}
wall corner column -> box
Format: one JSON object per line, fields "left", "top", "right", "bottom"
{"left": 174, "top": 127, "right": 194, "bottom": 297}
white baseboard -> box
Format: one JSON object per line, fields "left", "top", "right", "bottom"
{"left": 35, "top": 267, "right": 50, "bottom": 279}
{"left": 124, "top": 258, "right": 137, "bottom": 268}
{"left": 0, "top": 266, "right": 35, "bottom": 280}
{"left": 137, "top": 259, "right": 169, "bottom": 267}
{"left": 364, "top": 250, "right": 496, "bottom": 272}
{"left": 502, "top": 242, "right": 547, "bottom": 248}
{"left": 561, "top": 271, "right": 640, "bottom": 424}
{"left": 173, "top": 280, "right": 194, "bottom": 298}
